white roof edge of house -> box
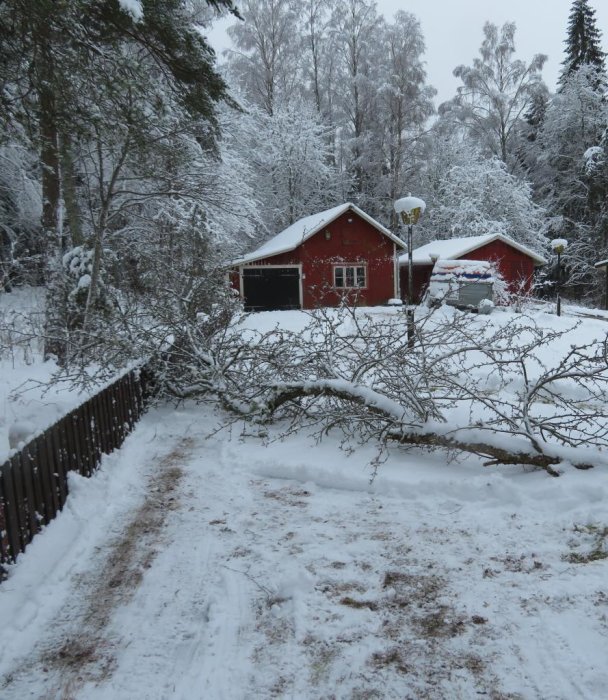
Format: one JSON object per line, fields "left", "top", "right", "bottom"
{"left": 399, "top": 233, "right": 547, "bottom": 267}
{"left": 231, "top": 203, "right": 405, "bottom": 266}
{"left": 595, "top": 259, "right": 608, "bottom": 268}
{"left": 232, "top": 245, "right": 303, "bottom": 267}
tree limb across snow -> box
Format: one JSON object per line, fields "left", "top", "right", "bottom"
{"left": 256, "top": 379, "right": 595, "bottom": 477}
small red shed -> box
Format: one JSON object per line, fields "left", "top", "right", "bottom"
{"left": 399, "top": 234, "right": 547, "bottom": 303}
{"left": 231, "top": 203, "right": 405, "bottom": 311}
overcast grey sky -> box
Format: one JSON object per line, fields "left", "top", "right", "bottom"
{"left": 376, "top": 0, "right": 607, "bottom": 105}
{"left": 208, "top": 0, "right": 607, "bottom": 107}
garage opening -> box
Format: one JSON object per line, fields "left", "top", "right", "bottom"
{"left": 242, "top": 267, "right": 301, "bottom": 312}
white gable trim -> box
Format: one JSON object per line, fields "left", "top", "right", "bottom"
{"left": 232, "top": 203, "right": 405, "bottom": 266}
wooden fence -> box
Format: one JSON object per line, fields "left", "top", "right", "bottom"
{"left": 0, "top": 365, "right": 154, "bottom": 566}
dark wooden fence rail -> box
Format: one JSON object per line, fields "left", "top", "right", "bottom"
{"left": 0, "top": 365, "right": 154, "bottom": 566}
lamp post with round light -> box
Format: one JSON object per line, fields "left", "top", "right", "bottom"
{"left": 551, "top": 238, "right": 568, "bottom": 317}
{"left": 394, "top": 195, "right": 426, "bottom": 347}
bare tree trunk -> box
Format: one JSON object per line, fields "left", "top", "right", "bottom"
{"left": 82, "top": 134, "right": 131, "bottom": 333}
{"left": 59, "top": 134, "right": 83, "bottom": 246}
{"left": 38, "top": 37, "right": 68, "bottom": 363}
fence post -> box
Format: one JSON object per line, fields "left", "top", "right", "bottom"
{"left": 9, "top": 453, "right": 28, "bottom": 552}
{"left": 14, "top": 450, "right": 39, "bottom": 543}
{"left": 23, "top": 441, "right": 45, "bottom": 530}
{"left": 0, "top": 463, "right": 22, "bottom": 562}
{"left": 0, "top": 469, "right": 11, "bottom": 564}
{"left": 42, "top": 430, "right": 59, "bottom": 520}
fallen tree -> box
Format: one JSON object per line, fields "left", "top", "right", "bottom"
{"left": 160, "top": 304, "right": 608, "bottom": 476}
{"left": 47, "top": 284, "right": 608, "bottom": 475}
{"left": 254, "top": 380, "right": 594, "bottom": 477}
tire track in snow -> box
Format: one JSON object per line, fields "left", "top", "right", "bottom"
{"left": 507, "top": 606, "right": 608, "bottom": 700}
{"left": 171, "top": 567, "right": 250, "bottom": 700}
{"left": 0, "top": 432, "right": 195, "bottom": 699}
{"left": 78, "top": 430, "right": 259, "bottom": 700}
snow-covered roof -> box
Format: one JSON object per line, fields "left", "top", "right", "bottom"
{"left": 232, "top": 203, "right": 405, "bottom": 266}
{"left": 399, "top": 233, "right": 547, "bottom": 267}
{"left": 430, "top": 259, "right": 494, "bottom": 282}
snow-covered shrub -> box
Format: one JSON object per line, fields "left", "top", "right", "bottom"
{"left": 63, "top": 246, "right": 93, "bottom": 302}
{"left": 415, "top": 138, "right": 549, "bottom": 257}
{"left": 477, "top": 298, "right": 494, "bottom": 314}
{"left": 62, "top": 246, "right": 113, "bottom": 331}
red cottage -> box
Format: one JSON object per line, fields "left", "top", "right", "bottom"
{"left": 399, "top": 234, "right": 547, "bottom": 303}
{"left": 231, "top": 203, "right": 405, "bottom": 311}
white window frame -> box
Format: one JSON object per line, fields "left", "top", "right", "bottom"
{"left": 333, "top": 264, "right": 367, "bottom": 289}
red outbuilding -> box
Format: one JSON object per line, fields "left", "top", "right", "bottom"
{"left": 231, "top": 203, "right": 405, "bottom": 311}
{"left": 399, "top": 234, "right": 547, "bottom": 303}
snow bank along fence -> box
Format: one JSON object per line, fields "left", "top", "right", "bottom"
{"left": 0, "top": 365, "right": 155, "bottom": 566}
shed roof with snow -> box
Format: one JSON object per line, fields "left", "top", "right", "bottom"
{"left": 399, "top": 233, "right": 547, "bottom": 267}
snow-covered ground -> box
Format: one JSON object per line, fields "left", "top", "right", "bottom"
{"left": 1, "top": 402, "right": 608, "bottom": 699}
{"left": 1, "top": 302, "right": 608, "bottom": 698}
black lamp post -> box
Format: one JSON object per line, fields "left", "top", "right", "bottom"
{"left": 394, "top": 195, "right": 426, "bottom": 347}
{"left": 551, "top": 239, "right": 567, "bottom": 317}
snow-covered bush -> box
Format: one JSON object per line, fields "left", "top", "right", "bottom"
{"left": 477, "top": 298, "right": 494, "bottom": 314}
{"left": 61, "top": 246, "right": 113, "bottom": 332}
{"left": 414, "top": 138, "right": 548, "bottom": 256}
{"left": 63, "top": 247, "right": 94, "bottom": 304}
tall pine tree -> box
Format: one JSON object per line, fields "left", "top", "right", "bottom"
{"left": 558, "top": 0, "right": 606, "bottom": 88}
{"left": 531, "top": 0, "right": 608, "bottom": 301}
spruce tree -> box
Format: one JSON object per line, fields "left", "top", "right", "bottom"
{"left": 558, "top": 0, "right": 606, "bottom": 88}
{"left": 523, "top": 89, "right": 549, "bottom": 143}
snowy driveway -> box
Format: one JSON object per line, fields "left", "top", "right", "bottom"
{"left": 1, "top": 403, "right": 608, "bottom": 699}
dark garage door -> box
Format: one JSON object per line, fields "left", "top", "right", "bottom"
{"left": 243, "top": 267, "right": 301, "bottom": 312}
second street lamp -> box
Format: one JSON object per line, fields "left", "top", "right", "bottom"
{"left": 551, "top": 238, "right": 568, "bottom": 317}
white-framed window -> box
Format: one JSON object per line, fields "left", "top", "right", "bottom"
{"left": 333, "top": 264, "right": 367, "bottom": 289}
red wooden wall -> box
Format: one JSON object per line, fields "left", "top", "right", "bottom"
{"left": 473, "top": 240, "right": 536, "bottom": 294}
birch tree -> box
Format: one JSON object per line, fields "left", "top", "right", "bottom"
{"left": 225, "top": 0, "right": 301, "bottom": 115}
{"left": 376, "top": 11, "right": 435, "bottom": 224}
{"left": 230, "top": 100, "right": 342, "bottom": 233}
{"left": 441, "top": 22, "right": 547, "bottom": 167}
{"left": 330, "top": 0, "right": 382, "bottom": 199}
